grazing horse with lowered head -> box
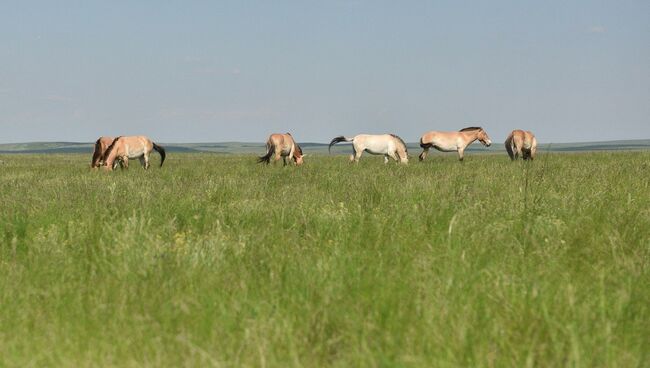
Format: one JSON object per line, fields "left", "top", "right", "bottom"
{"left": 103, "top": 136, "right": 166, "bottom": 171}
{"left": 258, "top": 133, "right": 304, "bottom": 166}
{"left": 91, "top": 136, "right": 121, "bottom": 169}
{"left": 329, "top": 134, "right": 409, "bottom": 164}
{"left": 505, "top": 130, "right": 537, "bottom": 160}
{"left": 418, "top": 126, "right": 492, "bottom": 161}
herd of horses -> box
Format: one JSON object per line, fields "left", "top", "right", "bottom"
{"left": 91, "top": 128, "right": 537, "bottom": 170}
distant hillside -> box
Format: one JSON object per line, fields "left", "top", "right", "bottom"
{"left": 1, "top": 139, "right": 649, "bottom": 154}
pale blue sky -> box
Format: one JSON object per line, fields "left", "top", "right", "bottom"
{"left": 1, "top": 1, "right": 648, "bottom": 143}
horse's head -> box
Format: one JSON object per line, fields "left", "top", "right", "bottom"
{"left": 102, "top": 136, "right": 123, "bottom": 170}
{"left": 294, "top": 145, "right": 305, "bottom": 166}
{"left": 398, "top": 150, "right": 409, "bottom": 164}
{"left": 390, "top": 134, "right": 409, "bottom": 164}
{"left": 477, "top": 129, "right": 492, "bottom": 147}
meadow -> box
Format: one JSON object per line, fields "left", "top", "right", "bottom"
{"left": 0, "top": 151, "right": 648, "bottom": 367}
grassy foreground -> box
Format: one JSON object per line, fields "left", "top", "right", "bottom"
{"left": 0, "top": 152, "right": 648, "bottom": 367}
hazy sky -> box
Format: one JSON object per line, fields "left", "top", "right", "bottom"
{"left": 1, "top": 1, "right": 648, "bottom": 143}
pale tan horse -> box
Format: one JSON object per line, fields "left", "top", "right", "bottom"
{"left": 418, "top": 126, "right": 492, "bottom": 161}
{"left": 103, "top": 136, "right": 166, "bottom": 171}
{"left": 91, "top": 136, "right": 115, "bottom": 168}
{"left": 258, "top": 133, "right": 304, "bottom": 166}
{"left": 505, "top": 130, "right": 537, "bottom": 160}
{"left": 329, "top": 134, "right": 409, "bottom": 164}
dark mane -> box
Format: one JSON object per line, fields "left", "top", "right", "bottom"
{"left": 103, "top": 136, "right": 122, "bottom": 160}
{"left": 390, "top": 134, "right": 408, "bottom": 152}
{"left": 295, "top": 143, "right": 303, "bottom": 156}
{"left": 459, "top": 126, "right": 482, "bottom": 132}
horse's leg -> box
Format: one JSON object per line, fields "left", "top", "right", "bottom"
{"left": 515, "top": 144, "right": 522, "bottom": 160}
{"left": 457, "top": 148, "right": 465, "bottom": 161}
{"left": 353, "top": 150, "right": 363, "bottom": 163}
{"left": 351, "top": 143, "right": 362, "bottom": 163}
{"left": 530, "top": 146, "right": 537, "bottom": 160}
{"left": 384, "top": 155, "right": 389, "bottom": 164}
{"left": 388, "top": 151, "right": 399, "bottom": 163}
{"left": 288, "top": 146, "right": 295, "bottom": 165}
{"left": 348, "top": 147, "right": 356, "bottom": 163}
{"left": 282, "top": 157, "right": 287, "bottom": 166}
{"left": 419, "top": 146, "right": 429, "bottom": 161}
{"left": 273, "top": 150, "right": 282, "bottom": 165}
{"left": 121, "top": 156, "right": 129, "bottom": 169}
{"left": 139, "top": 154, "right": 150, "bottom": 169}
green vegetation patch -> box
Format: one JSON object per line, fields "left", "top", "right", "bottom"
{"left": 0, "top": 152, "right": 648, "bottom": 366}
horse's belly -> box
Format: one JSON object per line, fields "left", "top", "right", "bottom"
{"left": 279, "top": 146, "right": 292, "bottom": 156}
{"left": 432, "top": 144, "right": 457, "bottom": 152}
{"left": 365, "top": 148, "right": 386, "bottom": 155}
{"left": 126, "top": 147, "right": 145, "bottom": 158}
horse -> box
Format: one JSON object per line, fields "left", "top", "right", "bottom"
{"left": 103, "top": 136, "right": 166, "bottom": 171}
{"left": 329, "top": 134, "right": 409, "bottom": 164}
{"left": 91, "top": 136, "right": 118, "bottom": 169}
{"left": 505, "top": 130, "right": 537, "bottom": 161}
{"left": 418, "top": 126, "right": 492, "bottom": 161}
{"left": 258, "top": 133, "right": 305, "bottom": 166}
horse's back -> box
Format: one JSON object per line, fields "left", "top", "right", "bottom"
{"left": 510, "top": 130, "right": 536, "bottom": 150}
{"left": 114, "top": 136, "right": 154, "bottom": 157}
{"left": 422, "top": 130, "right": 457, "bottom": 140}
{"left": 355, "top": 133, "right": 394, "bottom": 142}
{"left": 98, "top": 136, "right": 114, "bottom": 146}
{"left": 268, "top": 133, "right": 296, "bottom": 155}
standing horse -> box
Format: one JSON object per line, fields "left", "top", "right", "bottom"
{"left": 91, "top": 136, "right": 116, "bottom": 168}
{"left": 505, "top": 130, "right": 537, "bottom": 160}
{"left": 103, "top": 136, "right": 166, "bottom": 171}
{"left": 329, "top": 134, "right": 409, "bottom": 164}
{"left": 258, "top": 133, "right": 304, "bottom": 166}
{"left": 418, "top": 127, "right": 492, "bottom": 161}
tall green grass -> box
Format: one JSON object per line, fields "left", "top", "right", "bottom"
{"left": 1, "top": 152, "right": 648, "bottom": 367}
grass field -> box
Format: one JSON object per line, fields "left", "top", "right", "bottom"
{"left": 1, "top": 152, "right": 649, "bottom": 367}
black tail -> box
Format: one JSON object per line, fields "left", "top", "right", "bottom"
{"left": 258, "top": 143, "right": 275, "bottom": 164}
{"left": 504, "top": 133, "right": 515, "bottom": 161}
{"left": 328, "top": 136, "right": 351, "bottom": 153}
{"left": 419, "top": 138, "right": 432, "bottom": 161}
{"left": 419, "top": 137, "right": 431, "bottom": 149}
{"left": 152, "top": 143, "right": 166, "bottom": 167}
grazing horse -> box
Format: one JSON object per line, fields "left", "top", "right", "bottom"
{"left": 103, "top": 136, "right": 166, "bottom": 171}
{"left": 329, "top": 134, "right": 409, "bottom": 164}
{"left": 505, "top": 130, "right": 537, "bottom": 161}
{"left": 91, "top": 136, "right": 117, "bottom": 169}
{"left": 258, "top": 133, "right": 304, "bottom": 166}
{"left": 418, "top": 126, "right": 492, "bottom": 161}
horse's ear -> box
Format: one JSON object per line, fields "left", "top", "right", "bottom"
{"left": 301, "top": 153, "right": 309, "bottom": 158}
